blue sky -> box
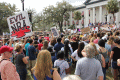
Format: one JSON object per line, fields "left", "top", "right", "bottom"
{"left": 0, "top": 0, "right": 85, "bottom": 13}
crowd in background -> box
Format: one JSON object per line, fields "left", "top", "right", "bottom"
{"left": 0, "top": 30, "right": 120, "bottom": 80}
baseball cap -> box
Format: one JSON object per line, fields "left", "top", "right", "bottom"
{"left": 0, "top": 46, "right": 13, "bottom": 54}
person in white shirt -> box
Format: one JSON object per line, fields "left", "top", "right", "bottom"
{"left": 71, "top": 42, "right": 85, "bottom": 65}
{"left": 54, "top": 51, "right": 69, "bottom": 79}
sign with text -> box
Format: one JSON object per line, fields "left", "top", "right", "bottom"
{"left": 7, "top": 11, "right": 32, "bottom": 40}
{"left": 51, "top": 27, "right": 59, "bottom": 37}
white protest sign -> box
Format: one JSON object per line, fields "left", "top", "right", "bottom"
{"left": 7, "top": 11, "right": 32, "bottom": 40}
{"left": 51, "top": 27, "right": 59, "bottom": 37}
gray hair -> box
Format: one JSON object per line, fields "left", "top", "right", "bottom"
{"left": 84, "top": 44, "right": 95, "bottom": 58}
{"left": 63, "top": 75, "right": 82, "bottom": 80}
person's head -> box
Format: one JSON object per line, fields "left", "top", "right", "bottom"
{"left": 29, "top": 39, "right": 33, "bottom": 44}
{"left": 50, "top": 38, "right": 56, "bottom": 46}
{"left": 97, "top": 33, "right": 100, "bottom": 38}
{"left": 82, "top": 37, "right": 87, "bottom": 41}
{"left": 90, "top": 37, "right": 95, "bottom": 42}
{"left": 57, "top": 37, "right": 61, "bottom": 43}
{"left": 78, "top": 42, "right": 85, "bottom": 57}
{"left": 0, "top": 46, "right": 13, "bottom": 59}
{"left": 43, "top": 40, "right": 48, "bottom": 50}
{"left": 98, "top": 39, "right": 105, "bottom": 48}
{"left": 47, "top": 34, "right": 49, "bottom": 37}
{"left": 115, "top": 31, "right": 119, "bottom": 36}
{"left": 39, "top": 39, "right": 43, "bottom": 44}
{"left": 108, "top": 36, "right": 114, "bottom": 45}
{"left": 89, "top": 42, "right": 99, "bottom": 56}
{"left": 63, "top": 75, "right": 82, "bottom": 80}
{"left": 84, "top": 44, "right": 95, "bottom": 58}
{"left": 14, "top": 44, "right": 23, "bottom": 53}
{"left": 113, "top": 38, "right": 120, "bottom": 46}
{"left": 26, "top": 38, "right": 30, "bottom": 43}
{"left": 34, "top": 44, "right": 38, "bottom": 49}
{"left": 34, "top": 40, "right": 38, "bottom": 44}
{"left": 32, "top": 50, "right": 52, "bottom": 80}
{"left": 47, "top": 46, "right": 55, "bottom": 56}
{"left": 34, "top": 36, "right": 38, "bottom": 41}
{"left": 57, "top": 50, "right": 64, "bottom": 59}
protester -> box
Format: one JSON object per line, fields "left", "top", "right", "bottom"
{"left": 109, "top": 38, "right": 120, "bottom": 80}
{"left": 38, "top": 39, "right": 43, "bottom": 51}
{"left": 0, "top": 46, "right": 20, "bottom": 80}
{"left": 28, "top": 39, "right": 36, "bottom": 72}
{"left": 98, "top": 39, "right": 108, "bottom": 80}
{"left": 75, "top": 44, "right": 103, "bottom": 80}
{"left": 54, "top": 51, "right": 69, "bottom": 79}
{"left": 94, "top": 33, "right": 101, "bottom": 44}
{"left": 71, "top": 42, "right": 85, "bottom": 64}
{"left": 70, "top": 37, "right": 78, "bottom": 52}
{"left": 32, "top": 50, "right": 62, "bottom": 80}
{"left": 41, "top": 40, "right": 48, "bottom": 50}
{"left": 54, "top": 37, "right": 64, "bottom": 58}
{"left": 15, "top": 43, "right": 29, "bottom": 80}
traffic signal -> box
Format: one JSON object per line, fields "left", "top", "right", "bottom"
{"left": 28, "top": 13, "right": 32, "bottom": 22}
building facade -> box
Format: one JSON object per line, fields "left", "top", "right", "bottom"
{"left": 63, "top": 0, "right": 120, "bottom": 30}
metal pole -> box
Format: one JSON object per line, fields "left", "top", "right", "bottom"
{"left": 23, "top": 2, "right": 24, "bottom": 11}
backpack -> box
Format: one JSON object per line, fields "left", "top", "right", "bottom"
{"left": 54, "top": 61, "right": 65, "bottom": 75}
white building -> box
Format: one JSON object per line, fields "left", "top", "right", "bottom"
{"left": 63, "top": 0, "right": 120, "bottom": 30}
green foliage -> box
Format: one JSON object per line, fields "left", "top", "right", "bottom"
{"left": 74, "top": 11, "right": 82, "bottom": 20}
{"left": 106, "top": 0, "right": 119, "bottom": 15}
{"left": 43, "top": 0, "right": 73, "bottom": 32}
{"left": 68, "top": 25, "right": 75, "bottom": 29}
{"left": 0, "top": 2, "right": 19, "bottom": 34}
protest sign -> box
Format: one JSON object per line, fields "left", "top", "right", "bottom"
{"left": 7, "top": 11, "right": 32, "bottom": 40}
{"left": 51, "top": 27, "right": 59, "bottom": 37}
{"left": 81, "top": 27, "right": 90, "bottom": 33}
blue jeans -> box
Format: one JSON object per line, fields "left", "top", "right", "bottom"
{"left": 102, "top": 67, "right": 106, "bottom": 80}
{"left": 17, "top": 68, "right": 27, "bottom": 80}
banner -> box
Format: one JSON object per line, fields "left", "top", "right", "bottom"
{"left": 7, "top": 11, "right": 32, "bottom": 40}
{"left": 51, "top": 27, "right": 59, "bottom": 37}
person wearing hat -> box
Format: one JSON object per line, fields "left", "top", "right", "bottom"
{"left": 0, "top": 46, "right": 20, "bottom": 80}
{"left": 75, "top": 44, "right": 103, "bottom": 80}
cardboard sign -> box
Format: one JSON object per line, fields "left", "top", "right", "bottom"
{"left": 7, "top": 11, "right": 32, "bottom": 40}
{"left": 51, "top": 27, "right": 59, "bottom": 37}
{"left": 81, "top": 27, "right": 90, "bottom": 33}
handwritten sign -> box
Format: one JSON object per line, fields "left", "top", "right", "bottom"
{"left": 7, "top": 11, "right": 32, "bottom": 40}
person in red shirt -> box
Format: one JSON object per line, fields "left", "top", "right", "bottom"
{"left": 38, "top": 39, "right": 43, "bottom": 51}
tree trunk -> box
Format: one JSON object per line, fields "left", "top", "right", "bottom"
{"left": 113, "top": 13, "right": 115, "bottom": 24}
{"left": 59, "top": 21, "right": 63, "bottom": 32}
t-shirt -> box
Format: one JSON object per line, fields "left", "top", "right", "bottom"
{"left": 38, "top": 43, "right": 43, "bottom": 51}
{"left": 15, "top": 54, "right": 26, "bottom": 70}
{"left": 112, "top": 47, "right": 120, "bottom": 61}
{"left": 25, "top": 43, "right": 30, "bottom": 56}
{"left": 28, "top": 45, "right": 36, "bottom": 60}
{"left": 71, "top": 50, "right": 80, "bottom": 61}
{"left": 54, "top": 60, "right": 69, "bottom": 79}
{"left": 75, "top": 57, "right": 103, "bottom": 80}
{"left": 54, "top": 43, "right": 64, "bottom": 56}
{"left": 105, "top": 43, "right": 111, "bottom": 52}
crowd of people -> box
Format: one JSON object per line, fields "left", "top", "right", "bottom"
{"left": 0, "top": 30, "right": 120, "bottom": 80}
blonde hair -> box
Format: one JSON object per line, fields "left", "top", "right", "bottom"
{"left": 107, "top": 37, "right": 114, "bottom": 45}
{"left": 32, "top": 50, "right": 53, "bottom": 80}
{"left": 89, "top": 42, "right": 99, "bottom": 56}
{"left": 90, "top": 37, "right": 95, "bottom": 43}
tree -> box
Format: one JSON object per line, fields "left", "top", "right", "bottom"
{"left": 43, "top": 0, "right": 73, "bottom": 32}
{"left": 74, "top": 11, "right": 82, "bottom": 20}
{"left": 106, "top": 0, "right": 119, "bottom": 23}
{"left": 0, "top": 2, "right": 19, "bottom": 34}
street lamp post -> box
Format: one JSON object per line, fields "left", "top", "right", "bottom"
{"left": 21, "top": 0, "right": 24, "bottom": 11}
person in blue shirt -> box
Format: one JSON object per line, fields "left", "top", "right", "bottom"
{"left": 54, "top": 37, "right": 64, "bottom": 59}
{"left": 25, "top": 39, "right": 30, "bottom": 56}
{"left": 28, "top": 39, "right": 36, "bottom": 72}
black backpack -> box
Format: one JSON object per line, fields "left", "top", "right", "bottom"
{"left": 54, "top": 61, "right": 65, "bottom": 75}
